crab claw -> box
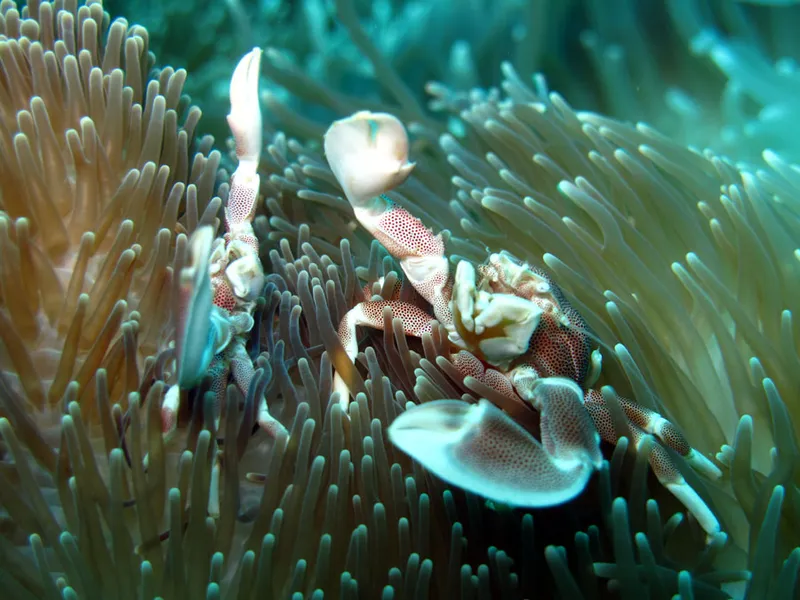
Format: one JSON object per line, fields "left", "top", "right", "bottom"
{"left": 227, "top": 47, "right": 262, "bottom": 170}
{"left": 226, "top": 49, "right": 263, "bottom": 242}
{"left": 176, "top": 226, "right": 233, "bottom": 389}
{"left": 388, "top": 379, "right": 603, "bottom": 507}
{"left": 323, "top": 111, "right": 415, "bottom": 206}
{"left": 176, "top": 226, "right": 215, "bottom": 388}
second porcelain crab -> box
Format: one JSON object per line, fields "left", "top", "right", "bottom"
{"left": 166, "top": 48, "right": 284, "bottom": 443}
{"left": 323, "top": 111, "right": 724, "bottom": 541}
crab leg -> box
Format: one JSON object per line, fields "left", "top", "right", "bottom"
{"left": 325, "top": 112, "right": 458, "bottom": 402}
{"left": 583, "top": 389, "right": 722, "bottom": 539}
{"left": 331, "top": 299, "right": 433, "bottom": 404}
{"left": 325, "top": 112, "right": 453, "bottom": 321}
{"left": 502, "top": 361, "right": 722, "bottom": 538}
{"left": 388, "top": 377, "right": 604, "bottom": 507}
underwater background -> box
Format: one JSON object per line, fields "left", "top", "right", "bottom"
{"left": 1, "top": 0, "right": 799, "bottom": 598}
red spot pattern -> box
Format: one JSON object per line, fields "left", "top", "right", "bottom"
{"left": 230, "top": 353, "right": 254, "bottom": 396}
{"left": 226, "top": 181, "right": 257, "bottom": 226}
{"left": 584, "top": 389, "right": 691, "bottom": 458}
{"left": 481, "top": 368, "right": 515, "bottom": 398}
{"left": 514, "top": 267, "right": 593, "bottom": 386}
{"left": 522, "top": 309, "right": 591, "bottom": 385}
{"left": 363, "top": 300, "right": 435, "bottom": 337}
{"left": 208, "top": 354, "right": 229, "bottom": 418}
{"left": 338, "top": 299, "right": 437, "bottom": 358}
{"left": 213, "top": 279, "right": 237, "bottom": 312}
{"left": 475, "top": 260, "right": 592, "bottom": 385}
{"left": 452, "top": 351, "right": 516, "bottom": 398}
{"left": 452, "top": 351, "right": 484, "bottom": 378}
{"left": 584, "top": 388, "right": 678, "bottom": 481}
{"left": 386, "top": 277, "right": 403, "bottom": 301}
{"left": 374, "top": 202, "right": 444, "bottom": 259}
{"left": 583, "top": 389, "right": 614, "bottom": 440}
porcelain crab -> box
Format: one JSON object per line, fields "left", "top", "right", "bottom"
{"left": 164, "top": 48, "right": 283, "bottom": 442}
{"left": 323, "top": 111, "right": 724, "bottom": 540}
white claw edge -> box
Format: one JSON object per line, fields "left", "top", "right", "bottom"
{"left": 323, "top": 111, "right": 415, "bottom": 206}
{"left": 227, "top": 47, "right": 263, "bottom": 171}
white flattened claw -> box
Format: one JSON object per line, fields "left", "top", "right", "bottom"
{"left": 227, "top": 48, "right": 263, "bottom": 168}
{"left": 177, "top": 226, "right": 216, "bottom": 388}
{"left": 324, "top": 111, "right": 415, "bottom": 206}
{"left": 388, "top": 398, "right": 601, "bottom": 508}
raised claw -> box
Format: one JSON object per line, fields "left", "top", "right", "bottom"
{"left": 324, "top": 111, "right": 453, "bottom": 405}
{"left": 389, "top": 387, "right": 603, "bottom": 508}
{"left": 324, "top": 112, "right": 448, "bottom": 320}
{"left": 227, "top": 47, "right": 262, "bottom": 169}
{"left": 324, "top": 111, "right": 415, "bottom": 207}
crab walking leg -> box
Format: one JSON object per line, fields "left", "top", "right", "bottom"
{"left": 227, "top": 339, "right": 286, "bottom": 436}
{"left": 584, "top": 389, "right": 721, "bottom": 539}
{"left": 451, "top": 350, "right": 517, "bottom": 399}
{"left": 613, "top": 394, "right": 722, "bottom": 479}
{"left": 332, "top": 300, "right": 437, "bottom": 405}
{"left": 331, "top": 198, "right": 454, "bottom": 405}
{"left": 388, "top": 377, "right": 604, "bottom": 507}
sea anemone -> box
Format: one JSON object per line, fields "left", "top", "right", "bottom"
{"left": 256, "top": 22, "right": 800, "bottom": 600}
{"left": 105, "top": 0, "right": 800, "bottom": 162}
{"left": 0, "top": 0, "right": 221, "bottom": 414}
{"left": 1, "top": 1, "right": 799, "bottom": 599}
